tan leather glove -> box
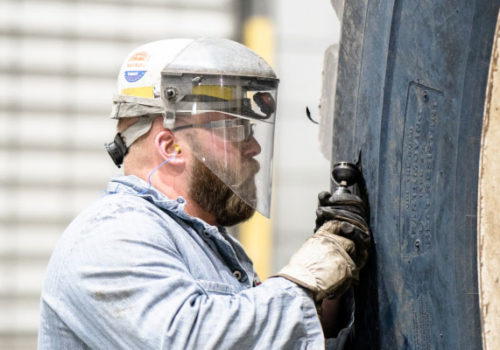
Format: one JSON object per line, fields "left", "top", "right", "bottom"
{"left": 275, "top": 220, "right": 363, "bottom": 302}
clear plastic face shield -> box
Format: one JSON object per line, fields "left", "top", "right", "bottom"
{"left": 161, "top": 73, "right": 278, "bottom": 217}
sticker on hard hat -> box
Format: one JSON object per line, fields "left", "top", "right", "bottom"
{"left": 125, "top": 70, "right": 146, "bottom": 82}
{"left": 129, "top": 51, "right": 148, "bottom": 61}
{"left": 126, "top": 51, "right": 149, "bottom": 69}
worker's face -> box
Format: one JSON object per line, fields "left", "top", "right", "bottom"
{"left": 180, "top": 112, "right": 262, "bottom": 226}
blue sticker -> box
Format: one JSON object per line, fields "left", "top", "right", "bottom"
{"left": 124, "top": 70, "right": 146, "bottom": 82}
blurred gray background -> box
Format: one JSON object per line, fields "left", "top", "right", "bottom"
{"left": 0, "top": 0, "right": 340, "bottom": 347}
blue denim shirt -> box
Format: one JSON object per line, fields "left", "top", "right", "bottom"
{"left": 38, "top": 175, "right": 338, "bottom": 349}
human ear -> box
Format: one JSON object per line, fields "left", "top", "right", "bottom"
{"left": 154, "top": 130, "right": 183, "bottom": 163}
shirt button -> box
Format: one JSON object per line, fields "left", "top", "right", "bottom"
{"left": 203, "top": 231, "right": 211, "bottom": 238}
{"left": 233, "top": 270, "right": 242, "bottom": 281}
{"left": 176, "top": 198, "right": 184, "bottom": 203}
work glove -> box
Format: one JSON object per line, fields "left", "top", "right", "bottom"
{"left": 315, "top": 190, "right": 370, "bottom": 269}
{"left": 275, "top": 190, "right": 371, "bottom": 302}
{"left": 276, "top": 221, "right": 359, "bottom": 301}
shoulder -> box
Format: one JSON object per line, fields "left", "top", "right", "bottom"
{"left": 43, "top": 191, "right": 192, "bottom": 285}
{"left": 46, "top": 193, "right": 189, "bottom": 278}
{"left": 67, "top": 193, "right": 182, "bottom": 243}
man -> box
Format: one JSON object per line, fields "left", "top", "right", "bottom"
{"left": 38, "top": 38, "right": 370, "bottom": 349}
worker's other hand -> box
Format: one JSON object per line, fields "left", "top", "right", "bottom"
{"left": 315, "top": 190, "right": 370, "bottom": 268}
{"left": 276, "top": 221, "right": 359, "bottom": 301}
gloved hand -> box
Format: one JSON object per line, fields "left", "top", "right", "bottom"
{"left": 315, "top": 190, "right": 370, "bottom": 268}
{"left": 275, "top": 189, "right": 371, "bottom": 302}
{"left": 276, "top": 221, "right": 359, "bottom": 302}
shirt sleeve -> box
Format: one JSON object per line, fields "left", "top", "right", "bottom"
{"left": 41, "top": 210, "right": 326, "bottom": 349}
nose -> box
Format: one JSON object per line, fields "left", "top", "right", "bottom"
{"left": 242, "top": 136, "right": 261, "bottom": 158}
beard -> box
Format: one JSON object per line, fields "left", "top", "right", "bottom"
{"left": 188, "top": 156, "right": 258, "bottom": 227}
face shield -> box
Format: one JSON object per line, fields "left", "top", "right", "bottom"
{"left": 161, "top": 73, "right": 278, "bottom": 217}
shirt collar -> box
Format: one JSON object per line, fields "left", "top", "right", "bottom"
{"left": 106, "top": 175, "right": 225, "bottom": 235}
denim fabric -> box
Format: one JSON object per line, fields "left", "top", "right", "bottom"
{"left": 38, "top": 175, "right": 329, "bottom": 349}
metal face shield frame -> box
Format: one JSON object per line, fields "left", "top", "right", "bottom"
{"left": 161, "top": 74, "right": 278, "bottom": 127}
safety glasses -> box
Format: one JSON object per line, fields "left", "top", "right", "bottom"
{"left": 172, "top": 118, "right": 255, "bottom": 143}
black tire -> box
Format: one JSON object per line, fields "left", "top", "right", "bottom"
{"left": 331, "top": 1, "right": 500, "bottom": 349}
